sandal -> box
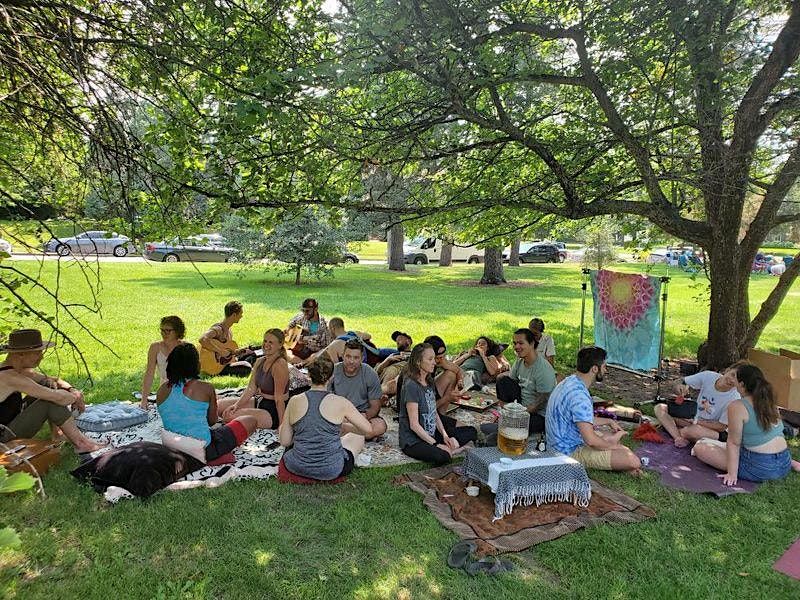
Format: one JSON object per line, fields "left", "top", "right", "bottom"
{"left": 447, "top": 540, "right": 477, "bottom": 569}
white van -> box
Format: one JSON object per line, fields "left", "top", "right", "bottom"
{"left": 403, "top": 237, "right": 485, "bottom": 264}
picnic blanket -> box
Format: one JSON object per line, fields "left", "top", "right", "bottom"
{"left": 634, "top": 434, "right": 758, "bottom": 496}
{"left": 83, "top": 399, "right": 283, "bottom": 502}
{"left": 395, "top": 465, "right": 654, "bottom": 555}
{"left": 774, "top": 537, "right": 800, "bottom": 581}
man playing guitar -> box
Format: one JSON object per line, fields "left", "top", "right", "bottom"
{"left": 198, "top": 301, "right": 255, "bottom": 376}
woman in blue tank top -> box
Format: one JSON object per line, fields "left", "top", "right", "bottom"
{"left": 157, "top": 343, "right": 258, "bottom": 463}
{"left": 280, "top": 354, "right": 372, "bottom": 480}
{"left": 695, "top": 363, "right": 800, "bottom": 484}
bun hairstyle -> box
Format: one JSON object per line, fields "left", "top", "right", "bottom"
{"left": 308, "top": 353, "right": 334, "bottom": 385}
{"left": 735, "top": 363, "right": 780, "bottom": 430}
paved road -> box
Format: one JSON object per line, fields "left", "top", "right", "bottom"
{"left": 8, "top": 253, "right": 388, "bottom": 265}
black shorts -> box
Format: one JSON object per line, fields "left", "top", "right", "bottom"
{"left": 718, "top": 431, "right": 728, "bottom": 443}
{"left": 340, "top": 449, "right": 355, "bottom": 477}
{"left": 255, "top": 397, "right": 280, "bottom": 428}
{"left": 205, "top": 425, "right": 238, "bottom": 462}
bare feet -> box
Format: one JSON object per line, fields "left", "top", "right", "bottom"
{"left": 791, "top": 459, "right": 800, "bottom": 473}
{"left": 674, "top": 436, "right": 690, "bottom": 448}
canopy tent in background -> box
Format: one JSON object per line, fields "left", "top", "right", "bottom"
{"left": 589, "top": 270, "right": 663, "bottom": 372}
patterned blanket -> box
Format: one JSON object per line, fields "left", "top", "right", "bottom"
{"left": 86, "top": 388, "right": 499, "bottom": 500}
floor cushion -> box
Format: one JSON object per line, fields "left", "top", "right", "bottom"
{"left": 75, "top": 401, "right": 149, "bottom": 432}
{"left": 276, "top": 457, "right": 346, "bottom": 485}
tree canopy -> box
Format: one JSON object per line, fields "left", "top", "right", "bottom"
{"left": 2, "top": 0, "right": 800, "bottom": 368}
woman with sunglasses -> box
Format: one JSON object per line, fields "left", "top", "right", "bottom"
{"left": 140, "top": 316, "right": 185, "bottom": 409}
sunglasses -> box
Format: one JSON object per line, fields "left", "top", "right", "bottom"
{"left": 160, "top": 328, "right": 174, "bottom": 334}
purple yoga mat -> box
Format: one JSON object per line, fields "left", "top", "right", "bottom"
{"left": 774, "top": 538, "right": 800, "bottom": 580}
{"left": 635, "top": 435, "right": 758, "bottom": 496}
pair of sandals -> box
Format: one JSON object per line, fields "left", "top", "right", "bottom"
{"left": 447, "top": 540, "right": 515, "bottom": 576}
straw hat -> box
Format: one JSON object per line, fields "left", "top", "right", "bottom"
{"left": 0, "top": 329, "right": 54, "bottom": 353}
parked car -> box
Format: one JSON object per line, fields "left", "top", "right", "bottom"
{"left": 0, "top": 238, "right": 12, "bottom": 257}
{"left": 44, "top": 231, "right": 135, "bottom": 257}
{"left": 322, "top": 251, "right": 360, "bottom": 265}
{"left": 144, "top": 235, "right": 235, "bottom": 262}
{"left": 518, "top": 242, "right": 561, "bottom": 263}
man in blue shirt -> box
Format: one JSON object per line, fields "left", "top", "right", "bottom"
{"left": 546, "top": 346, "right": 641, "bottom": 473}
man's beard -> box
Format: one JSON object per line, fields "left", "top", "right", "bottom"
{"left": 398, "top": 342, "right": 411, "bottom": 351}
{"left": 595, "top": 372, "right": 604, "bottom": 383}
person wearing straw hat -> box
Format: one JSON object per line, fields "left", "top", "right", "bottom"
{"left": 0, "top": 329, "right": 102, "bottom": 453}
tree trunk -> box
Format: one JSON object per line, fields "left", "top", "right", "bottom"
{"left": 387, "top": 221, "right": 405, "bottom": 271}
{"left": 480, "top": 246, "right": 506, "bottom": 285}
{"left": 742, "top": 250, "right": 800, "bottom": 352}
{"left": 704, "top": 244, "right": 749, "bottom": 370}
{"left": 295, "top": 261, "right": 302, "bottom": 285}
{"left": 508, "top": 238, "right": 520, "bottom": 267}
{"left": 439, "top": 242, "right": 453, "bottom": 266}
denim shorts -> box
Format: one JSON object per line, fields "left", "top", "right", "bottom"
{"left": 738, "top": 447, "right": 791, "bottom": 482}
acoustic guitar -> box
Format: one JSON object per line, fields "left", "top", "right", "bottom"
{"left": 199, "top": 340, "right": 239, "bottom": 376}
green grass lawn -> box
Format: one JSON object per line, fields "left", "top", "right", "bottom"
{"left": 2, "top": 259, "right": 800, "bottom": 599}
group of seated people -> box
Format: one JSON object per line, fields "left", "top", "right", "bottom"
{"left": 2, "top": 299, "right": 798, "bottom": 487}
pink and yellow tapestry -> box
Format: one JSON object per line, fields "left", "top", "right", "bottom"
{"left": 590, "top": 270, "right": 662, "bottom": 371}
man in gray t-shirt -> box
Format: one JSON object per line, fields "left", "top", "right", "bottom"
{"left": 328, "top": 340, "right": 387, "bottom": 440}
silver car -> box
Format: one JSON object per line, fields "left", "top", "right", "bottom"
{"left": 44, "top": 231, "right": 135, "bottom": 257}
{"left": 143, "top": 235, "right": 234, "bottom": 262}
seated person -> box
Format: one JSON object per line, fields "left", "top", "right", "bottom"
{"left": 495, "top": 328, "right": 557, "bottom": 434}
{"left": 279, "top": 355, "right": 373, "bottom": 481}
{"left": 157, "top": 343, "right": 258, "bottom": 463}
{"left": 453, "top": 336, "right": 507, "bottom": 387}
{"left": 198, "top": 300, "right": 254, "bottom": 377}
{"left": 375, "top": 331, "right": 413, "bottom": 386}
{"left": 424, "top": 335, "right": 463, "bottom": 413}
{"left": 328, "top": 340, "right": 387, "bottom": 440}
{"left": 529, "top": 318, "right": 555, "bottom": 366}
{"left": 0, "top": 329, "right": 102, "bottom": 453}
{"left": 376, "top": 330, "right": 413, "bottom": 361}
{"left": 140, "top": 315, "right": 185, "bottom": 409}
{"left": 694, "top": 363, "right": 800, "bottom": 484}
{"left": 771, "top": 260, "right": 787, "bottom": 276}
{"left": 218, "top": 328, "right": 289, "bottom": 429}
{"left": 546, "top": 346, "right": 641, "bottom": 474}
{"left": 654, "top": 363, "right": 741, "bottom": 447}
{"left": 300, "top": 317, "right": 372, "bottom": 366}
{"left": 398, "top": 343, "right": 477, "bottom": 466}
{"left": 286, "top": 298, "right": 330, "bottom": 360}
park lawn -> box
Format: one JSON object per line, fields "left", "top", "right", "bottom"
{"left": 2, "top": 259, "right": 800, "bottom": 599}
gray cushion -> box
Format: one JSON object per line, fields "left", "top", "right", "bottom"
{"left": 75, "top": 401, "right": 149, "bottom": 432}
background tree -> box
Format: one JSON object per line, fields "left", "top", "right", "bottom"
{"left": 330, "top": 0, "right": 800, "bottom": 368}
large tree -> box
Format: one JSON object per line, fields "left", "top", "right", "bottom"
{"left": 326, "top": 0, "right": 800, "bottom": 368}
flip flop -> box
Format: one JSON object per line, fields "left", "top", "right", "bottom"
{"left": 447, "top": 540, "right": 477, "bottom": 569}
{"left": 465, "top": 556, "right": 502, "bottom": 576}
{"left": 465, "top": 556, "right": 515, "bottom": 576}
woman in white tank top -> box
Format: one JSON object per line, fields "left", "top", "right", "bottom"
{"left": 140, "top": 316, "right": 185, "bottom": 409}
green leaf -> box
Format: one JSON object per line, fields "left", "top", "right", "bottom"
{"left": 0, "top": 468, "right": 36, "bottom": 494}
{"left": 0, "top": 526, "right": 21, "bottom": 549}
